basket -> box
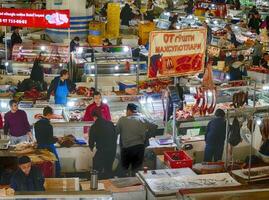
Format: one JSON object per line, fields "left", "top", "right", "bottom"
{"left": 164, "top": 150, "right": 193, "bottom": 169}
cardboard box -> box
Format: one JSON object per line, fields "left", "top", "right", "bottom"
{"left": 44, "top": 178, "right": 80, "bottom": 191}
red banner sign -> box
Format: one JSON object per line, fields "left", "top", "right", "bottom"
{"left": 148, "top": 28, "right": 207, "bottom": 78}
{"left": 0, "top": 8, "right": 70, "bottom": 28}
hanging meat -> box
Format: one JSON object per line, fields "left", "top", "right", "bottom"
{"left": 260, "top": 118, "right": 269, "bottom": 142}
{"left": 202, "top": 61, "right": 214, "bottom": 90}
{"left": 232, "top": 91, "right": 248, "bottom": 108}
{"left": 192, "top": 61, "right": 217, "bottom": 116}
{"left": 228, "top": 117, "right": 242, "bottom": 147}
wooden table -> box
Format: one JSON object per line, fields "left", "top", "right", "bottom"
{"left": 80, "top": 179, "right": 145, "bottom": 200}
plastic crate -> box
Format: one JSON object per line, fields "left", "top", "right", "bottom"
{"left": 164, "top": 150, "right": 193, "bottom": 169}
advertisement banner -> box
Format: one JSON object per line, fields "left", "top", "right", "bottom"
{"left": 148, "top": 28, "right": 207, "bottom": 78}
{"left": 0, "top": 8, "right": 70, "bottom": 28}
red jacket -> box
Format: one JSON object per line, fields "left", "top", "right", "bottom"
{"left": 83, "top": 102, "right": 111, "bottom": 122}
{"left": 83, "top": 103, "right": 111, "bottom": 134}
{"left": 0, "top": 113, "right": 3, "bottom": 129}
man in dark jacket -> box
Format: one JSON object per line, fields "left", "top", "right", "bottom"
{"left": 204, "top": 109, "right": 226, "bottom": 162}
{"left": 47, "top": 69, "right": 76, "bottom": 105}
{"left": 120, "top": 3, "right": 133, "bottom": 26}
{"left": 10, "top": 156, "right": 45, "bottom": 192}
{"left": 89, "top": 110, "right": 117, "bottom": 179}
{"left": 34, "top": 106, "right": 61, "bottom": 177}
{"left": 70, "top": 36, "right": 80, "bottom": 52}
{"left": 11, "top": 27, "right": 22, "bottom": 48}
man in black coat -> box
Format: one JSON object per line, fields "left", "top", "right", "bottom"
{"left": 10, "top": 156, "right": 45, "bottom": 192}
{"left": 89, "top": 110, "right": 117, "bottom": 179}
{"left": 11, "top": 27, "right": 22, "bottom": 48}
{"left": 34, "top": 106, "right": 61, "bottom": 177}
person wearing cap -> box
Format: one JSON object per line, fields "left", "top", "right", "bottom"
{"left": 89, "top": 110, "right": 117, "bottom": 179}
{"left": 116, "top": 103, "right": 158, "bottom": 176}
{"left": 10, "top": 156, "right": 45, "bottom": 192}
{"left": 34, "top": 106, "right": 61, "bottom": 177}
{"left": 204, "top": 109, "right": 227, "bottom": 162}
{"left": 4, "top": 100, "right": 32, "bottom": 145}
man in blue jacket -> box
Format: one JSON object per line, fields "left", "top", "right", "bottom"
{"left": 204, "top": 109, "right": 226, "bottom": 162}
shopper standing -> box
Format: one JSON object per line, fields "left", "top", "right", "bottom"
{"left": 34, "top": 106, "right": 61, "bottom": 177}
{"left": 252, "top": 40, "right": 263, "bottom": 66}
{"left": 10, "top": 156, "right": 45, "bottom": 192}
{"left": 89, "top": 110, "right": 117, "bottom": 179}
{"left": 120, "top": 3, "right": 133, "bottom": 26}
{"left": 47, "top": 69, "right": 76, "bottom": 105}
{"left": 4, "top": 100, "right": 32, "bottom": 145}
{"left": 70, "top": 36, "right": 80, "bottom": 52}
{"left": 116, "top": 103, "right": 157, "bottom": 176}
{"left": 204, "top": 109, "right": 226, "bottom": 162}
{"left": 10, "top": 27, "right": 22, "bottom": 48}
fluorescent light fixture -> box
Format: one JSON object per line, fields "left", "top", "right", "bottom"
{"left": 256, "top": 118, "right": 262, "bottom": 126}
{"left": 139, "top": 98, "right": 146, "bottom": 104}
{"left": 0, "top": 102, "right": 7, "bottom": 108}
{"left": 67, "top": 101, "right": 75, "bottom": 107}
{"left": 77, "top": 47, "right": 83, "bottom": 54}
{"left": 147, "top": 97, "right": 153, "bottom": 103}
{"left": 262, "top": 85, "right": 269, "bottom": 90}
{"left": 40, "top": 46, "right": 46, "bottom": 51}
{"left": 102, "top": 98, "right": 108, "bottom": 104}
{"left": 123, "top": 46, "right": 129, "bottom": 52}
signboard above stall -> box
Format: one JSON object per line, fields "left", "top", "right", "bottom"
{"left": 148, "top": 28, "right": 207, "bottom": 78}
{"left": 0, "top": 8, "right": 70, "bottom": 29}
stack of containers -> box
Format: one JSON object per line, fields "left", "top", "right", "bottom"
{"left": 106, "top": 3, "right": 120, "bottom": 38}
{"left": 138, "top": 21, "right": 155, "bottom": 45}
{"left": 88, "top": 21, "right": 105, "bottom": 45}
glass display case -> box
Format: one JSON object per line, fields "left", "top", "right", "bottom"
{"left": 8, "top": 42, "right": 69, "bottom": 76}
{"left": 73, "top": 45, "right": 147, "bottom": 90}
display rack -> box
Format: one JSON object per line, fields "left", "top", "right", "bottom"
{"left": 9, "top": 43, "right": 69, "bottom": 76}
{"left": 74, "top": 45, "right": 147, "bottom": 91}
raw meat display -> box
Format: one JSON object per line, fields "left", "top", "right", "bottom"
{"left": 34, "top": 113, "right": 63, "bottom": 120}
{"left": 192, "top": 87, "right": 217, "bottom": 116}
{"left": 176, "top": 110, "right": 193, "bottom": 120}
{"left": 12, "top": 44, "right": 69, "bottom": 64}
{"left": 69, "top": 110, "right": 84, "bottom": 122}
{"left": 248, "top": 66, "right": 269, "bottom": 74}
{"left": 22, "top": 89, "right": 47, "bottom": 101}
{"left": 58, "top": 135, "right": 76, "bottom": 148}
{"left": 76, "top": 87, "right": 95, "bottom": 97}
{"left": 232, "top": 91, "right": 248, "bottom": 108}
{"left": 139, "top": 79, "right": 172, "bottom": 93}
